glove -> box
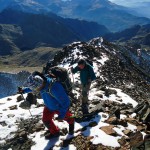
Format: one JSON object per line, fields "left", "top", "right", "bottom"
{"left": 17, "top": 87, "right": 24, "bottom": 94}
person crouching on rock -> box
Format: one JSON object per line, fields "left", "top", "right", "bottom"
{"left": 71, "top": 59, "right": 96, "bottom": 114}
{"left": 19, "top": 73, "right": 75, "bottom": 139}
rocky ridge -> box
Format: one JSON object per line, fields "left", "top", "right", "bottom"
{"left": 0, "top": 37, "right": 150, "bottom": 150}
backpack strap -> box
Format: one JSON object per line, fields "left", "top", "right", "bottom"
{"left": 47, "top": 79, "right": 57, "bottom": 99}
{"left": 41, "top": 78, "right": 56, "bottom": 99}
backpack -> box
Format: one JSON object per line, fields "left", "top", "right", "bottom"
{"left": 42, "top": 60, "right": 53, "bottom": 74}
{"left": 48, "top": 66, "right": 72, "bottom": 94}
{"left": 33, "top": 68, "right": 72, "bottom": 94}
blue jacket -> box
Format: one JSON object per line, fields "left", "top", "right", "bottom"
{"left": 72, "top": 63, "right": 96, "bottom": 85}
{"left": 23, "top": 77, "right": 70, "bottom": 119}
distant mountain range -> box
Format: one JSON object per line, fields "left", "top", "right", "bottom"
{"left": 104, "top": 24, "right": 150, "bottom": 46}
{"left": 0, "top": 0, "right": 150, "bottom": 31}
{"left": 0, "top": 9, "right": 109, "bottom": 55}
{"left": 129, "top": 2, "right": 150, "bottom": 19}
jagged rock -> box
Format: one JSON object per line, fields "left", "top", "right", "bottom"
{"left": 100, "top": 86, "right": 107, "bottom": 91}
{"left": 123, "top": 129, "right": 133, "bottom": 136}
{"left": 0, "top": 121, "right": 7, "bottom": 126}
{"left": 92, "top": 100, "right": 101, "bottom": 105}
{"left": 129, "top": 131, "right": 143, "bottom": 147}
{"left": 146, "top": 123, "right": 150, "bottom": 132}
{"left": 116, "top": 98, "right": 123, "bottom": 102}
{"left": 7, "top": 114, "right": 15, "bottom": 118}
{"left": 106, "top": 117, "right": 118, "bottom": 125}
{"left": 3, "top": 136, "right": 34, "bottom": 150}
{"left": 137, "top": 125, "right": 146, "bottom": 132}
{"left": 120, "top": 109, "right": 134, "bottom": 115}
{"left": 102, "top": 114, "right": 107, "bottom": 118}
{"left": 65, "top": 134, "right": 117, "bottom": 150}
{"left": 100, "top": 125, "right": 118, "bottom": 136}
{"left": 18, "top": 131, "right": 28, "bottom": 139}
{"left": 144, "top": 134, "right": 150, "bottom": 150}
{"left": 89, "top": 103, "right": 103, "bottom": 113}
{"left": 126, "top": 103, "right": 133, "bottom": 108}
{"left": 143, "top": 109, "right": 150, "bottom": 123}
{"left": 118, "top": 138, "right": 126, "bottom": 146}
{"left": 120, "top": 143, "right": 130, "bottom": 150}
{"left": 125, "top": 118, "right": 141, "bottom": 126}
{"left": 34, "top": 123, "right": 45, "bottom": 132}
{"left": 113, "top": 107, "right": 121, "bottom": 119}
{"left": 26, "top": 93, "right": 37, "bottom": 105}
{"left": 19, "top": 101, "right": 31, "bottom": 109}
{"left": 118, "top": 136, "right": 129, "bottom": 146}
{"left": 16, "top": 95, "right": 24, "bottom": 102}
{"left": 2, "top": 109, "right": 7, "bottom": 111}
{"left": 95, "top": 93, "right": 103, "bottom": 98}
{"left": 105, "top": 88, "right": 117, "bottom": 97}
{"left": 9, "top": 105, "right": 17, "bottom": 110}
{"left": 87, "top": 136, "right": 94, "bottom": 141}
{"left": 118, "top": 119, "right": 128, "bottom": 127}
{"left": 7, "top": 98, "right": 12, "bottom": 101}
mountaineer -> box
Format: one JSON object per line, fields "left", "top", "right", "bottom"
{"left": 71, "top": 59, "right": 96, "bottom": 114}
{"left": 18, "top": 73, "right": 75, "bottom": 139}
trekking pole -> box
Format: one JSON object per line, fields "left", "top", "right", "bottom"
{"left": 69, "top": 67, "right": 75, "bottom": 89}
{"left": 21, "top": 93, "right": 33, "bottom": 118}
{"left": 71, "top": 71, "right": 75, "bottom": 86}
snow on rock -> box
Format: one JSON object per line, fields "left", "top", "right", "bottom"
{"left": 0, "top": 37, "right": 150, "bottom": 150}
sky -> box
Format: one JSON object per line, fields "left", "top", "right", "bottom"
{"left": 109, "top": 0, "right": 150, "bottom": 7}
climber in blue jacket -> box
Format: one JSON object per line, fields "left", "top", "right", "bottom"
{"left": 19, "top": 73, "right": 74, "bottom": 139}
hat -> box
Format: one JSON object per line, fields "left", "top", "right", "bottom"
{"left": 27, "top": 75, "right": 43, "bottom": 91}
{"left": 78, "top": 59, "right": 86, "bottom": 65}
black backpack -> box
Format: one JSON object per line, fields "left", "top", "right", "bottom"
{"left": 33, "top": 68, "right": 72, "bottom": 94}
{"left": 48, "top": 66, "right": 72, "bottom": 94}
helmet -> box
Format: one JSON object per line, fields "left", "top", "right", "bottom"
{"left": 27, "top": 75, "right": 43, "bottom": 91}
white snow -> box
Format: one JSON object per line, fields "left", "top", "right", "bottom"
{"left": 0, "top": 87, "right": 140, "bottom": 149}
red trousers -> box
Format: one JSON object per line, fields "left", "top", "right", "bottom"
{"left": 42, "top": 106, "right": 74, "bottom": 134}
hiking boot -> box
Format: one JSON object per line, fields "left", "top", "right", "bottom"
{"left": 69, "top": 123, "right": 74, "bottom": 135}
{"left": 45, "top": 132, "right": 60, "bottom": 140}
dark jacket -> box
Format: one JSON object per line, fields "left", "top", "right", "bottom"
{"left": 72, "top": 63, "right": 96, "bottom": 85}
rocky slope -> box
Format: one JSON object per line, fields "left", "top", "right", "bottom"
{"left": 0, "top": 37, "right": 150, "bottom": 150}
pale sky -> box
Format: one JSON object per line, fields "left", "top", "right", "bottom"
{"left": 62, "top": 0, "right": 150, "bottom": 7}
{"left": 109, "top": 0, "right": 150, "bottom": 7}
